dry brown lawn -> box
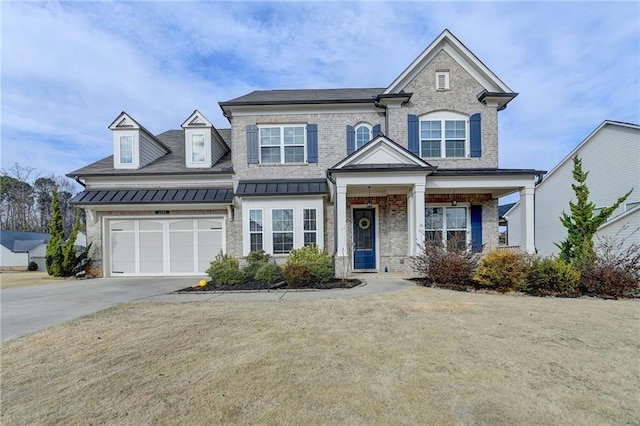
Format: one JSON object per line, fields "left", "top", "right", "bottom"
{"left": 1, "top": 287, "right": 639, "bottom": 425}
{"left": 0, "top": 271, "right": 71, "bottom": 289}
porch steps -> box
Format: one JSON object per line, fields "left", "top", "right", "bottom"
{"left": 348, "top": 272, "right": 417, "bottom": 280}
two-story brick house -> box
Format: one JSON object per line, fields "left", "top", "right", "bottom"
{"left": 69, "top": 29, "right": 541, "bottom": 277}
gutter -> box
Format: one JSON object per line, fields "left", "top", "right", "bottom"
{"left": 74, "top": 176, "right": 86, "bottom": 188}
{"left": 373, "top": 100, "right": 389, "bottom": 135}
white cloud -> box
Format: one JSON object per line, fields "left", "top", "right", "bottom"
{"left": 1, "top": 1, "right": 638, "bottom": 185}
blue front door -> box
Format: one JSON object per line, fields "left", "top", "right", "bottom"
{"left": 353, "top": 208, "right": 376, "bottom": 270}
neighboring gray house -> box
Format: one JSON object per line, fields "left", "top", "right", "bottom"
{"left": 68, "top": 29, "right": 542, "bottom": 278}
{"left": 505, "top": 121, "right": 640, "bottom": 256}
{"left": 0, "top": 231, "right": 50, "bottom": 270}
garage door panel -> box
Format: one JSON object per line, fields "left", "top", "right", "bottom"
{"left": 139, "top": 231, "right": 164, "bottom": 274}
{"left": 109, "top": 217, "right": 224, "bottom": 276}
{"left": 111, "top": 231, "right": 136, "bottom": 274}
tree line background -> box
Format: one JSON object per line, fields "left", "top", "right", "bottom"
{"left": 1, "top": 163, "right": 81, "bottom": 235}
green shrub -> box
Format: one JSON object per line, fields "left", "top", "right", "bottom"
{"left": 206, "top": 251, "right": 244, "bottom": 286}
{"left": 247, "top": 249, "right": 270, "bottom": 265}
{"left": 474, "top": 250, "right": 529, "bottom": 292}
{"left": 283, "top": 264, "right": 312, "bottom": 288}
{"left": 285, "top": 245, "right": 333, "bottom": 283}
{"left": 255, "top": 263, "right": 284, "bottom": 284}
{"left": 243, "top": 249, "right": 271, "bottom": 279}
{"left": 27, "top": 261, "right": 38, "bottom": 271}
{"left": 411, "top": 238, "right": 479, "bottom": 287}
{"left": 526, "top": 256, "right": 580, "bottom": 296}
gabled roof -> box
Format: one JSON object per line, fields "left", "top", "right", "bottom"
{"left": 67, "top": 129, "right": 233, "bottom": 178}
{"left": 384, "top": 29, "right": 514, "bottom": 100}
{"left": 181, "top": 110, "right": 213, "bottom": 128}
{"left": 539, "top": 120, "right": 640, "bottom": 185}
{"left": 499, "top": 202, "right": 517, "bottom": 219}
{"left": 108, "top": 111, "right": 171, "bottom": 153}
{"left": 329, "top": 135, "right": 435, "bottom": 172}
{"left": 0, "top": 231, "right": 50, "bottom": 252}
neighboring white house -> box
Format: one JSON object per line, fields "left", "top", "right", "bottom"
{"left": 0, "top": 231, "right": 87, "bottom": 271}
{"left": 0, "top": 231, "right": 50, "bottom": 270}
{"left": 526, "top": 121, "right": 640, "bottom": 256}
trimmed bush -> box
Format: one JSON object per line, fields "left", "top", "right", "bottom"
{"left": 247, "top": 249, "right": 270, "bottom": 265}
{"left": 283, "top": 264, "right": 312, "bottom": 288}
{"left": 27, "top": 261, "right": 38, "bottom": 271}
{"left": 255, "top": 263, "right": 284, "bottom": 284}
{"left": 411, "top": 239, "right": 479, "bottom": 287}
{"left": 243, "top": 249, "right": 271, "bottom": 279}
{"left": 474, "top": 251, "right": 529, "bottom": 292}
{"left": 206, "top": 251, "right": 244, "bottom": 286}
{"left": 526, "top": 256, "right": 580, "bottom": 296}
{"left": 285, "top": 245, "right": 333, "bottom": 283}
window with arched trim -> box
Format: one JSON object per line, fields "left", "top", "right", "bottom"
{"left": 420, "top": 111, "right": 468, "bottom": 158}
{"left": 355, "top": 124, "right": 372, "bottom": 149}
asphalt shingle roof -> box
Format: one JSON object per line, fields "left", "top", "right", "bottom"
{"left": 221, "top": 88, "right": 385, "bottom": 105}
{"left": 67, "top": 129, "right": 233, "bottom": 177}
{"left": 0, "top": 231, "right": 50, "bottom": 252}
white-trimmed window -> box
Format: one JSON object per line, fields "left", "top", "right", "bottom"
{"left": 425, "top": 206, "right": 469, "bottom": 247}
{"left": 303, "top": 208, "right": 317, "bottom": 246}
{"left": 272, "top": 209, "right": 294, "bottom": 254}
{"left": 249, "top": 209, "right": 263, "bottom": 252}
{"left": 420, "top": 111, "right": 468, "bottom": 158}
{"left": 242, "top": 199, "right": 324, "bottom": 256}
{"left": 436, "top": 71, "right": 450, "bottom": 90}
{"left": 191, "top": 134, "right": 205, "bottom": 163}
{"left": 259, "top": 125, "right": 306, "bottom": 164}
{"left": 119, "top": 135, "right": 133, "bottom": 164}
{"left": 355, "top": 124, "right": 372, "bottom": 149}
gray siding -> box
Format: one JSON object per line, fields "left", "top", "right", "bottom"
{"left": 535, "top": 124, "right": 640, "bottom": 256}
{"left": 139, "top": 132, "right": 167, "bottom": 167}
{"left": 211, "top": 130, "right": 229, "bottom": 165}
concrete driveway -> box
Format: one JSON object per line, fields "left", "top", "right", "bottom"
{"left": 1, "top": 276, "right": 199, "bottom": 344}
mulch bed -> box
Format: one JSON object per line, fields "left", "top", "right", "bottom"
{"left": 177, "top": 279, "right": 361, "bottom": 292}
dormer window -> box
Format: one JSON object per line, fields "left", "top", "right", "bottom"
{"left": 436, "top": 71, "right": 450, "bottom": 90}
{"left": 119, "top": 136, "right": 134, "bottom": 164}
{"left": 355, "top": 124, "right": 372, "bottom": 149}
{"left": 191, "top": 134, "right": 206, "bottom": 163}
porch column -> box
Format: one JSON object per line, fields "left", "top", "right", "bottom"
{"left": 520, "top": 186, "right": 535, "bottom": 253}
{"left": 412, "top": 183, "right": 425, "bottom": 255}
{"left": 407, "top": 190, "right": 415, "bottom": 255}
{"left": 336, "top": 183, "right": 348, "bottom": 257}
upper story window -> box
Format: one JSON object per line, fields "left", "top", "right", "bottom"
{"left": 259, "top": 125, "right": 306, "bottom": 164}
{"left": 119, "top": 135, "right": 134, "bottom": 164}
{"left": 436, "top": 71, "right": 450, "bottom": 90}
{"left": 355, "top": 124, "right": 372, "bottom": 149}
{"left": 191, "top": 134, "right": 206, "bottom": 163}
{"left": 420, "top": 111, "right": 468, "bottom": 158}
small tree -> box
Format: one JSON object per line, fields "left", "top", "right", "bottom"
{"left": 556, "top": 157, "right": 632, "bottom": 267}
{"left": 61, "top": 209, "right": 82, "bottom": 275}
{"left": 45, "top": 190, "right": 64, "bottom": 276}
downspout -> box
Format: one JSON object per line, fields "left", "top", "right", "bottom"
{"left": 326, "top": 169, "right": 338, "bottom": 272}
{"left": 74, "top": 176, "right": 86, "bottom": 188}
{"left": 374, "top": 100, "right": 389, "bottom": 135}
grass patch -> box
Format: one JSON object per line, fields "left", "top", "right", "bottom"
{"left": 0, "top": 271, "right": 72, "bottom": 289}
{"left": 1, "top": 288, "right": 638, "bottom": 424}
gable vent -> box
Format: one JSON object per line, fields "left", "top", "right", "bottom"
{"left": 436, "top": 71, "right": 450, "bottom": 90}
{"left": 116, "top": 118, "right": 134, "bottom": 128}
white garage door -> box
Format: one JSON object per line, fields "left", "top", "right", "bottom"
{"left": 109, "top": 218, "right": 224, "bottom": 276}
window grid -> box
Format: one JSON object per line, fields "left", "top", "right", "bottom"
{"left": 272, "top": 209, "right": 294, "bottom": 254}
{"left": 303, "top": 209, "right": 317, "bottom": 246}
{"left": 425, "top": 206, "right": 468, "bottom": 247}
{"left": 249, "top": 209, "right": 263, "bottom": 252}
{"left": 355, "top": 125, "right": 371, "bottom": 149}
{"left": 260, "top": 125, "right": 305, "bottom": 164}
{"left": 192, "top": 134, "right": 205, "bottom": 163}
{"left": 120, "top": 135, "right": 133, "bottom": 164}
{"left": 420, "top": 119, "right": 466, "bottom": 158}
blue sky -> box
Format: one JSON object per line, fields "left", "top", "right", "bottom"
{"left": 1, "top": 1, "right": 639, "bottom": 191}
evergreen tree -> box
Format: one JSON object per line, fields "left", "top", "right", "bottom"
{"left": 45, "top": 190, "right": 64, "bottom": 276}
{"left": 61, "top": 209, "right": 82, "bottom": 275}
{"left": 557, "top": 157, "right": 632, "bottom": 266}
